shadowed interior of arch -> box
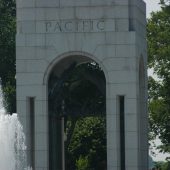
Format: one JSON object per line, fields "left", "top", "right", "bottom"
{"left": 48, "top": 55, "right": 107, "bottom": 170}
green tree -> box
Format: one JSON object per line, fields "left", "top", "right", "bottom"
{"left": 147, "top": 2, "right": 170, "bottom": 154}
{"left": 155, "top": 161, "right": 170, "bottom": 170}
{"left": 160, "top": 0, "right": 170, "bottom": 6}
{"left": 0, "top": 0, "right": 16, "bottom": 113}
{"left": 68, "top": 117, "right": 106, "bottom": 170}
{"left": 75, "top": 155, "right": 90, "bottom": 170}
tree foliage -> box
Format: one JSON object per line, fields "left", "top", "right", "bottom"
{"left": 0, "top": 0, "right": 16, "bottom": 113}
{"left": 147, "top": 2, "right": 170, "bottom": 154}
{"left": 160, "top": 0, "right": 170, "bottom": 6}
{"left": 154, "top": 161, "right": 170, "bottom": 170}
{"left": 68, "top": 117, "right": 106, "bottom": 170}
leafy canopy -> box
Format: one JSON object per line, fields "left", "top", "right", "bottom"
{"left": 147, "top": 2, "right": 170, "bottom": 155}
{"left": 0, "top": 0, "right": 16, "bottom": 113}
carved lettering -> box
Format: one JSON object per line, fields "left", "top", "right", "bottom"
{"left": 97, "top": 20, "right": 105, "bottom": 31}
{"left": 90, "top": 20, "right": 94, "bottom": 31}
{"left": 54, "top": 22, "right": 62, "bottom": 32}
{"left": 75, "top": 20, "right": 79, "bottom": 32}
{"left": 46, "top": 22, "right": 52, "bottom": 32}
{"left": 44, "top": 19, "right": 109, "bottom": 33}
{"left": 82, "top": 20, "right": 90, "bottom": 31}
{"left": 65, "top": 21, "right": 73, "bottom": 31}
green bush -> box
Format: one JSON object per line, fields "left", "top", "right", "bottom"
{"left": 76, "top": 155, "right": 90, "bottom": 170}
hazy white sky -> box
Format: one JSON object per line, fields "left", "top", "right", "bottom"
{"left": 150, "top": 138, "right": 170, "bottom": 162}
{"left": 144, "top": 0, "right": 161, "bottom": 17}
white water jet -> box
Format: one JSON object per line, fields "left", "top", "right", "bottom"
{"left": 0, "top": 87, "right": 31, "bottom": 170}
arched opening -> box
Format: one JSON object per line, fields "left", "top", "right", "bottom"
{"left": 48, "top": 54, "right": 107, "bottom": 170}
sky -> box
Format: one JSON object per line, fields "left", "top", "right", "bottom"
{"left": 144, "top": 0, "right": 161, "bottom": 18}
{"left": 145, "top": 0, "right": 161, "bottom": 78}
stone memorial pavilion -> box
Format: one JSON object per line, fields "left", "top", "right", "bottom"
{"left": 16, "top": 0, "right": 148, "bottom": 169}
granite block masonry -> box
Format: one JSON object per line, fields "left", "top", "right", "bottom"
{"left": 16, "top": 0, "right": 148, "bottom": 169}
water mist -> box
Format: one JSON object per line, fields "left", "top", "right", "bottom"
{"left": 0, "top": 87, "right": 31, "bottom": 170}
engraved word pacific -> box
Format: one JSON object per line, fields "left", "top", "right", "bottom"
{"left": 45, "top": 19, "right": 110, "bottom": 33}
